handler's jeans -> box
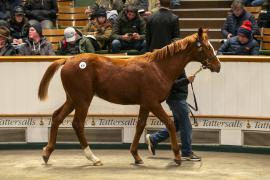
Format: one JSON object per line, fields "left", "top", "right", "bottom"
{"left": 150, "top": 99, "right": 192, "bottom": 156}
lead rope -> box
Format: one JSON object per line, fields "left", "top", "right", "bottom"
{"left": 188, "top": 66, "right": 204, "bottom": 126}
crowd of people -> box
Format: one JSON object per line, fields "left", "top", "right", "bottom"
{"left": 0, "top": 0, "right": 269, "bottom": 56}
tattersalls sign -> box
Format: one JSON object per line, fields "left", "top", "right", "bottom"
{"left": 0, "top": 116, "right": 269, "bottom": 131}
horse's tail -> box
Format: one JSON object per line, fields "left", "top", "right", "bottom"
{"left": 38, "top": 58, "right": 67, "bottom": 101}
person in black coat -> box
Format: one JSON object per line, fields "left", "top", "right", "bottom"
{"left": 145, "top": 0, "right": 201, "bottom": 161}
{"left": 145, "top": 0, "right": 179, "bottom": 51}
{"left": 24, "top": 0, "right": 58, "bottom": 29}
{"left": 8, "top": 6, "right": 29, "bottom": 45}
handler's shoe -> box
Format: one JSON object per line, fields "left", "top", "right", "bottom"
{"left": 146, "top": 134, "right": 156, "bottom": 155}
{"left": 182, "top": 152, "right": 201, "bottom": 161}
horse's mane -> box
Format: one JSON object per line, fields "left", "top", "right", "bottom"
{"left": 138, "top": 33, "right": 198, "bottom": 62}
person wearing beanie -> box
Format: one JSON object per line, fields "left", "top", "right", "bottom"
{"left": 8, "top": 6, "right": 29, "bottom": 45}
{"left": 0, "top": 26, "right": 16, "bottom": 56}
{"left": 221, "top": 0, "right": 260, "bottom": 39}
{"left": 18, "top": 22, "right": 55, "bottom": 55}
{"left": 24, "top": 0, "right": 58, "bottom": 29}
{"left": 83, "top": 7, "right": 112, "bottom": 51}
{"left": 59, "top": 27, "right": 95, "bottom": 55}
{"left": 217, "top": 20, "right": 259, "bottom": 55}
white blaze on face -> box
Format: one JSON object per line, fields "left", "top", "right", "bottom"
{"left": 208, "top": 40, "right": 220, "bottom": 62}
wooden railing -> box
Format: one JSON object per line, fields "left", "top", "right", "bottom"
{"left": 1, "top": 55, "right": 270, "bottom": 62}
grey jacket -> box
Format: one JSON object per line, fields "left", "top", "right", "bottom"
{"left": 19, "top": 37, "right": 55, "bottom": 55}
{"left": 217, "top": 36, "right": 259, "bottom": 55}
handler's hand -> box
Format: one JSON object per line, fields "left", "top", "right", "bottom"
{"left": 188, "top": 75, "right": 195, "bottom": 83}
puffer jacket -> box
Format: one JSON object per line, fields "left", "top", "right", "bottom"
{"left": 217, "top": 36, "right": 259, "bottom": 55}
{"left": 221, "top": 10, "right": 260, "bottom": 38}
{"left": 24, "top": 0, "right": 58, "bottom": 21}
{"left": 19, "top": 37, "right": 55, "bottom": 55}
{"left": 112, "top": 11, "right": 145, "bottom": 40}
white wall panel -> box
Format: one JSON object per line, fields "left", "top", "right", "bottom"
{"left": 0, "top": 61, "right": 270, "bottom": 117}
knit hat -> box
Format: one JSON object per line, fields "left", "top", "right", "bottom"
{"left": 0, "top": 26, "right": 10, "bottom": 39}
{"left": 95, "top": 7, "right": 107, "bottom": 18}
{"left": 238, "top": 20, "right": 252, "bottom": 38}
{"left": 29, "top": 22, "right": 42, "bottom": 36}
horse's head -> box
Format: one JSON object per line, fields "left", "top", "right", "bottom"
{"left": 191, "top": 28, "right": 221, "bottom": 73}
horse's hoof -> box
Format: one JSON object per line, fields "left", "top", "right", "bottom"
{"left": 174, "top": 159, "right": 181, "bottom": 165}
{"left": 93, "top": 161, "right": 103, "bottom": 166}
{"left": 135, "top": 160, "right": 144, "bottom": 164}
{"left": 42, "top": 156, "right": 49, "bottom": 164}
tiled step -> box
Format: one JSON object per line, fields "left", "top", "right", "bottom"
{"left": 176, "top": 0, "right": 232, "bottom": 8}
{"left": 179, "top": 18, "right": 225, "bottom": 29}
{"left": 173, "top": 8, "right": 230, "bottom": 18}
{"left": 180, "top": 28, "right": 223, "bottom": 39}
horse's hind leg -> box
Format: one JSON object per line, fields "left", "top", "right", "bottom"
{"left": 72, "top": 102, "right": 102, "bottom": 166}
{"left": 130, "top": 106, "right": 149, "bottom": 164}
{"left": 43, "top": 98, "right": 74, "bottom": 164}
{"left": 150, "top": 103, "right": 181, "bottom": 165}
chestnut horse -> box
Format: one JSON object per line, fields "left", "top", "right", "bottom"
{"left": 38, "top": 28, "right": 220, "bottom": 166}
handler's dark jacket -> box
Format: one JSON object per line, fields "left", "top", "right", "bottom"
{"left": 167, "top": 71, "right": 189, "bottom": 101}
{"left": 221, "top": 10, "right": 260, "bottom": 38}
{"left": 111, "top": 11, "right": 145, "bottom": 40}
{"left": 146, "top": 7, "right": 179, "bottom": 51}
{"left": 24, "top": 0, "right": 58, "bottom": 22}
{"left": 217, "top": 36, "right": 259, "bottom": 55}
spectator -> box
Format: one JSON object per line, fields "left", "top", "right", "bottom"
{"left": 145, "top": 0, "right": 201, "bottom": 162}
{"left": 24, "top": 0, "right": 58, "bottom": 29}
{"left": 0, "top": 26, "right": 16, "bottom": 56}
{"left": 218, "top": 20, "right": 259, "bottom": 55}
{"left": 0, "top": 0, "right": 21, "bottom": 23}
{"left": 59, "top": 27, "right": 95, "bottom": 55}
{"left": 83, "top": 7, "right": 112, "bottom": 51}
{"left": 221, "top": 0, "right": 260, "bottom": 39}
{"left": 242, "top": 0, "right": 264, "bottom": 6}
{"left": 8, "top": 6, "right": 29, "bottom": 45}
{"left": 111, "top": 5, "right": 146, "bottom": 53}
{"left": 124, "top": 0, "right": 149, "bottom": 10}
{"left": 146, "top": 0, "right": 179, "bottom": 51}
{"left": 19, "top": 22, "right": 55, "bottom": 55}
{"left": 85, "top": 0, "right": 124, "bottom": 22}
{"left": 257, "top": 3, "right": 270, "bottom": 28}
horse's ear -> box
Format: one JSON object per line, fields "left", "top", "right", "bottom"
{"left": 198, "top": 27, "right": 203, "bottom": 39}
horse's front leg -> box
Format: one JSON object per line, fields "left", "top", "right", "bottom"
{"left": 130, "top": 106, "right": 149, "bottom": 164}
{"left": 150, "top": 103, "right": 181, "bottom": 165}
